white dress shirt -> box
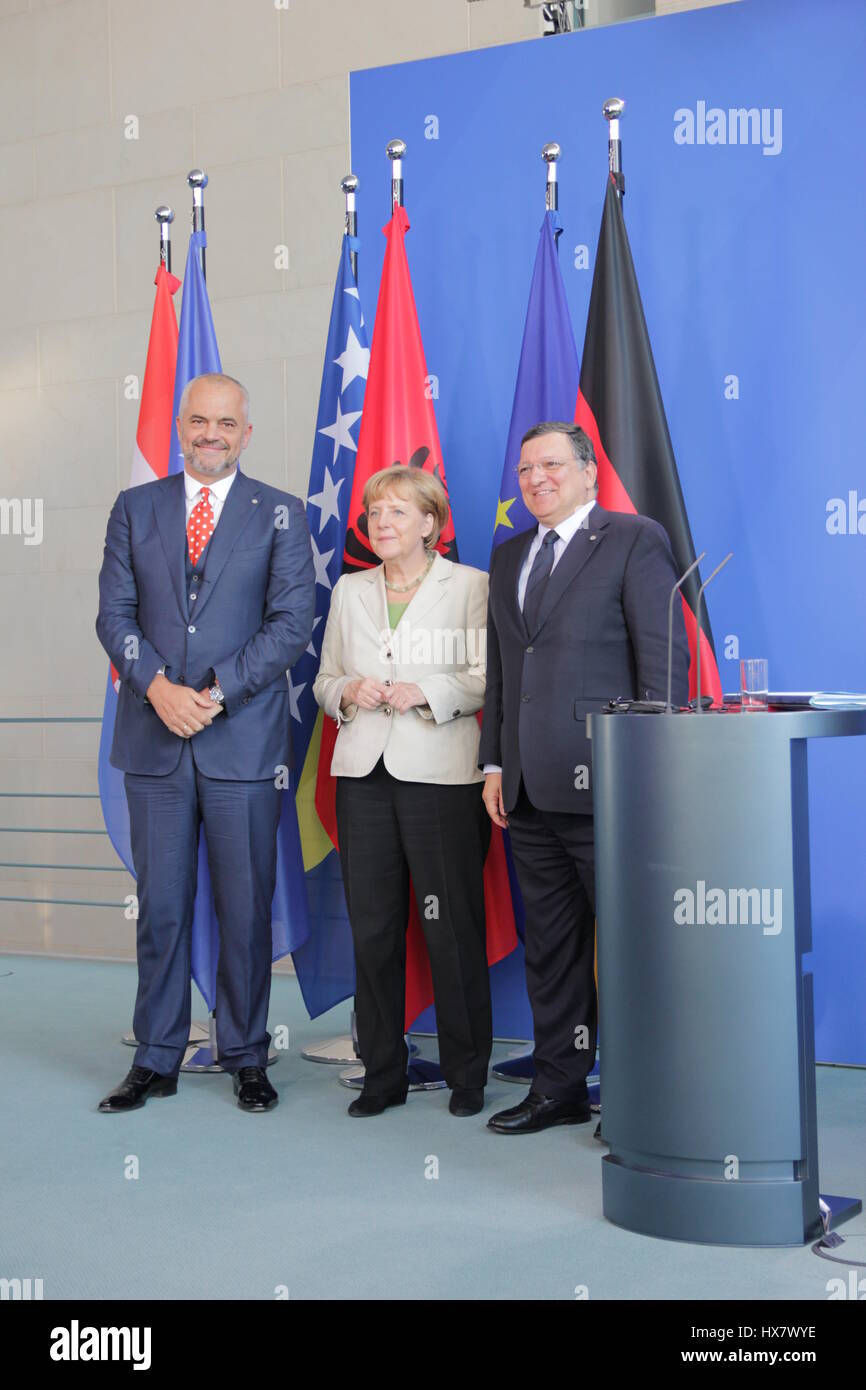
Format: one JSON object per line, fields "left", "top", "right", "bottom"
{"left": 183, "top": 467, "right": 236, "bottom": 527}
{"left": 154, "top": 470, "right": 238, "bottom": 684}
{"left": 484, "top": 498, "right": 596, "bottom": 776}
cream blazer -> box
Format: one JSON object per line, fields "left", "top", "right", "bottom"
{"left": 313, "top": 553, "right": 488, "bottom": 784}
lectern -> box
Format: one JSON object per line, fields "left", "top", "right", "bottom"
{"left": 589, "top": 707, "right": 865, "bottom": 1246}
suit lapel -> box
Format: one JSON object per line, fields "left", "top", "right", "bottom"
{"left": 193, "top": 471, "right": 259, "bottom": 621}
{"left": 529, "top": 505, "right": 609, "bottom": 636}
{"left": 400, "top": 553, "right": 451, "bottom": 628}
{"left": 498, "top": 529, "right": 536, "bottom": 641}
{"left": 153, "top": 473, "right": 189, "bottom": 622}
{"left": 358, "top": 566, "right": 388, "bottom": 638}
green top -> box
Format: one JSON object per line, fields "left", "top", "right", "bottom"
{"left": 387, "top": 600, "right": 410, "bottom": 630}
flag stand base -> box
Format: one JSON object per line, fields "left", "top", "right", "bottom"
{"left": 178, "top": 1044, "right": 279, "bottom": 1073}
{"left": 122, "top": 1020, "right": 211, "bottom": 1048}
{"left": 301, "top": 1010, "right": 360, "bottom": 1064}
{"left": 301, "top": 1035, "right": 357, "bottom": 1064}
{"left": 491, "top": 1045, "right": 536, "bottom": 1083}
{"left": 339, "top": 1047, "right": 446, "bottom": 1092}
{"left": 121, "top": 1020, "right": 277, "bottom": 1073}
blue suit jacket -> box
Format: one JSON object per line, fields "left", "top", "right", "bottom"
{"left": 96, "top": 468, "right": 315, "bottom": 780}
{"left": 479, "top": 504, "right": 689, "bottom": 814}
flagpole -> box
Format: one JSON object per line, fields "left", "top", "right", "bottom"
{"left": 299, "top": 185, "right": 363, "bottom": 1069}
{"left": 387, "top": 138, "right": 405, "bottom": 212}
{"left": 184, "top": 165, "right": 224, "bottom": 1071}
{"left": 342, "top": 173, "right": 359, "bottom": 284}
{"left": 604, "top": 97, "right": 625, "bottom": 197}
{"left": 155, "top": 205, "right": 174, "bottom": 273}
{"left": 341, "top": 138, "right": 447, "bottom": 1096}
{"left": 542, "top": 142, "right": 560, "bottom": 214}
{"left": 188, "top": 168, "right": 208, "bottom": 278}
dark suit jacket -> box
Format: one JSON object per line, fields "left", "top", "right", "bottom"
{"left": 479, "top": 504, "right": 689, "bottom": 814}
{"left": 96, "top": 468, "right": 315, "bottom": 781}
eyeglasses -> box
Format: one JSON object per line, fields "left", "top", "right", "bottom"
{"left": 516, "top": 459, "right": 569, "bottom": 480}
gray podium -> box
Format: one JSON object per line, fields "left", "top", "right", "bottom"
{"left": 589, "top": 706, "right": 865, "bottom": 1247}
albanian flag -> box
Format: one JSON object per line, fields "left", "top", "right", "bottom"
{"left": 576, "top": 176, "right": 722, "bottom": 705}
{"left": 342, "top": 205, "right": 457, "bottom": 572}
{"left": 315, "top": 204, "right": 516, "bottom": 1029}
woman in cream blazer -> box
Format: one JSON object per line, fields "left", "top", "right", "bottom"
{"left": 313, "top": 465, "right": 492, "bottom": 1119}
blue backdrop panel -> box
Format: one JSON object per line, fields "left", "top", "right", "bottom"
{"left": 349, "top": 0, "right": 866, "bottom": 1063}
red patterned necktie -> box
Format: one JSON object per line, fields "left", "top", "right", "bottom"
{"left": 187, "top": 486, "right": 214, "bottom": 567}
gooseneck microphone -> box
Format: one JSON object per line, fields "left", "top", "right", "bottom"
{"left": 694, "top": 552, "right": 733, "bottom": 714}
{"left": 666, "top": 554, "right": 705, "bottom": 713}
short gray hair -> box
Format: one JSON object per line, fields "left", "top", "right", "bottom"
{"left": 178, "top": 372, "right": 250, "bottom": 423}
{"left": 520, "top": 420, "right": 596, "bottom": 469}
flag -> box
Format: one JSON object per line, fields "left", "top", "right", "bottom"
{"left": 315, "top": 205, "right": 517, "bottom": 1030}
{"left": 493, "top": 211, "right": 581, "bottom": 542}
{"left": 487, "top": 209, "right": 583, "bottom": 1037}
{"left": 98, "top": 262, "right": 181, "bottom": 877}
{"left": 576, "top": 177, "right": 722, "bottom": 704}
{"left": 169, "top": 229, "right": 311, "bottom": 1011}
{"left": 289, "top": 235, "right": 369, "bottom": 1019}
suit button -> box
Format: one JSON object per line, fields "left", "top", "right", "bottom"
{"left": 384, "top": 706, "right": 392, "bottom": 717}
{"left": 452, "top": 709, "right": 461, "bottom": 718}
{"left": 190, "top": 593, "right": 197, "bottom": 601}
{"left": 242, "top": 697, "right": 250, "bottom": 705}
{"left": 522, "top": 694, "right": 531, "bottom": 703}
{"left": 188, "top": 625, "right": 196, "bottom": 633}
{"left": 178, "top": 676, "right": 185, "bottom": 685}
{"left": 526, "top": 645, "right": 534, "bottom": 653}
{"left": 385, "top": 651, "right": 393, "bottom": 660}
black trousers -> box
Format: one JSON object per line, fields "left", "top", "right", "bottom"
{"left": 507, "top": 782, "right": 597, "bottom": 1103}
{"left": 336, "top": 758, "right": 493, "bottom": 1096}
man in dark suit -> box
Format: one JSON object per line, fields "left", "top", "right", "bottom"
{"left": 480, "top": 421, "right": 689, "bottom": 1134}
{"left": 95, "top": 373, "right": 315, "bottom": 1114}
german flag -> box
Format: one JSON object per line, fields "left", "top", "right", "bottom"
{"left": 576, "top": 176, "right": 722, "bottom": 704}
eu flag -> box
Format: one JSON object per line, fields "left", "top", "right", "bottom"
{"left": 487, "top": 209, "right": 582, "bottom": 1040}
{"left": 171, "top": 228, "right": 311, "bottom": 1014}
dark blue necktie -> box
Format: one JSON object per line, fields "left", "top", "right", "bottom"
{"left": 522, "top": 529, "right": 559, "bottom": 632}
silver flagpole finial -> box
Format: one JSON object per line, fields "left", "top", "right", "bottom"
{"left": 342, "top": 174, "right": 359, "bottom": 282}
{"left": 155, "top": 205, "right": 174, "bottom": 271}
{"left": 186, "top": 171, "right": 208, "bottom": 279}
{"left": 603, "top": 99, "right": 626, "bottom": 195}
{"left": 386, "top": 139, "right": 406, "bottom": 212}
{"left": 542, "top": 142, "right": 561, "bottom": 213}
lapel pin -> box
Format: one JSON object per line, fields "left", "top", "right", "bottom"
{"left": 252, "top": 498, "right": 259, "bottom": 504}
{"left": 589, "top": 534, "right": 597, "bottom": 541}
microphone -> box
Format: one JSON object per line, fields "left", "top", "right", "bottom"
{"left": 666, "top": 554, "right": 705, "bottom": 713}
{"left": 694, "top": 552, "right": 733, "bottom": 714}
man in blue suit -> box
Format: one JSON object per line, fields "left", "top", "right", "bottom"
{"left": 480, "top": 422, "right": 689, "bottom": 1134}
{"left": 96, "top": 373, "right": 315, "bottom": 1113}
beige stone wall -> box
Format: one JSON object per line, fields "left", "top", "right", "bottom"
{"left": 0, "top": 0, "right": 736, "bottom": 964}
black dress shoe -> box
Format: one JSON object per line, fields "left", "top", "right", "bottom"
{"left": 449, "top": 1087, "right": 484, "bottom": 1117}
{"left": 487, "top": 1091, "right": 591, "bottom": 1134}
{"left": 232, "top": 1066, "right": 278, "bottom": 1112}
{"left": 347, "top": 1090, "right": 408, "bottom": 1117}
{"left": 98, "top": 1065, "right": 177, "bottom": 1113}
